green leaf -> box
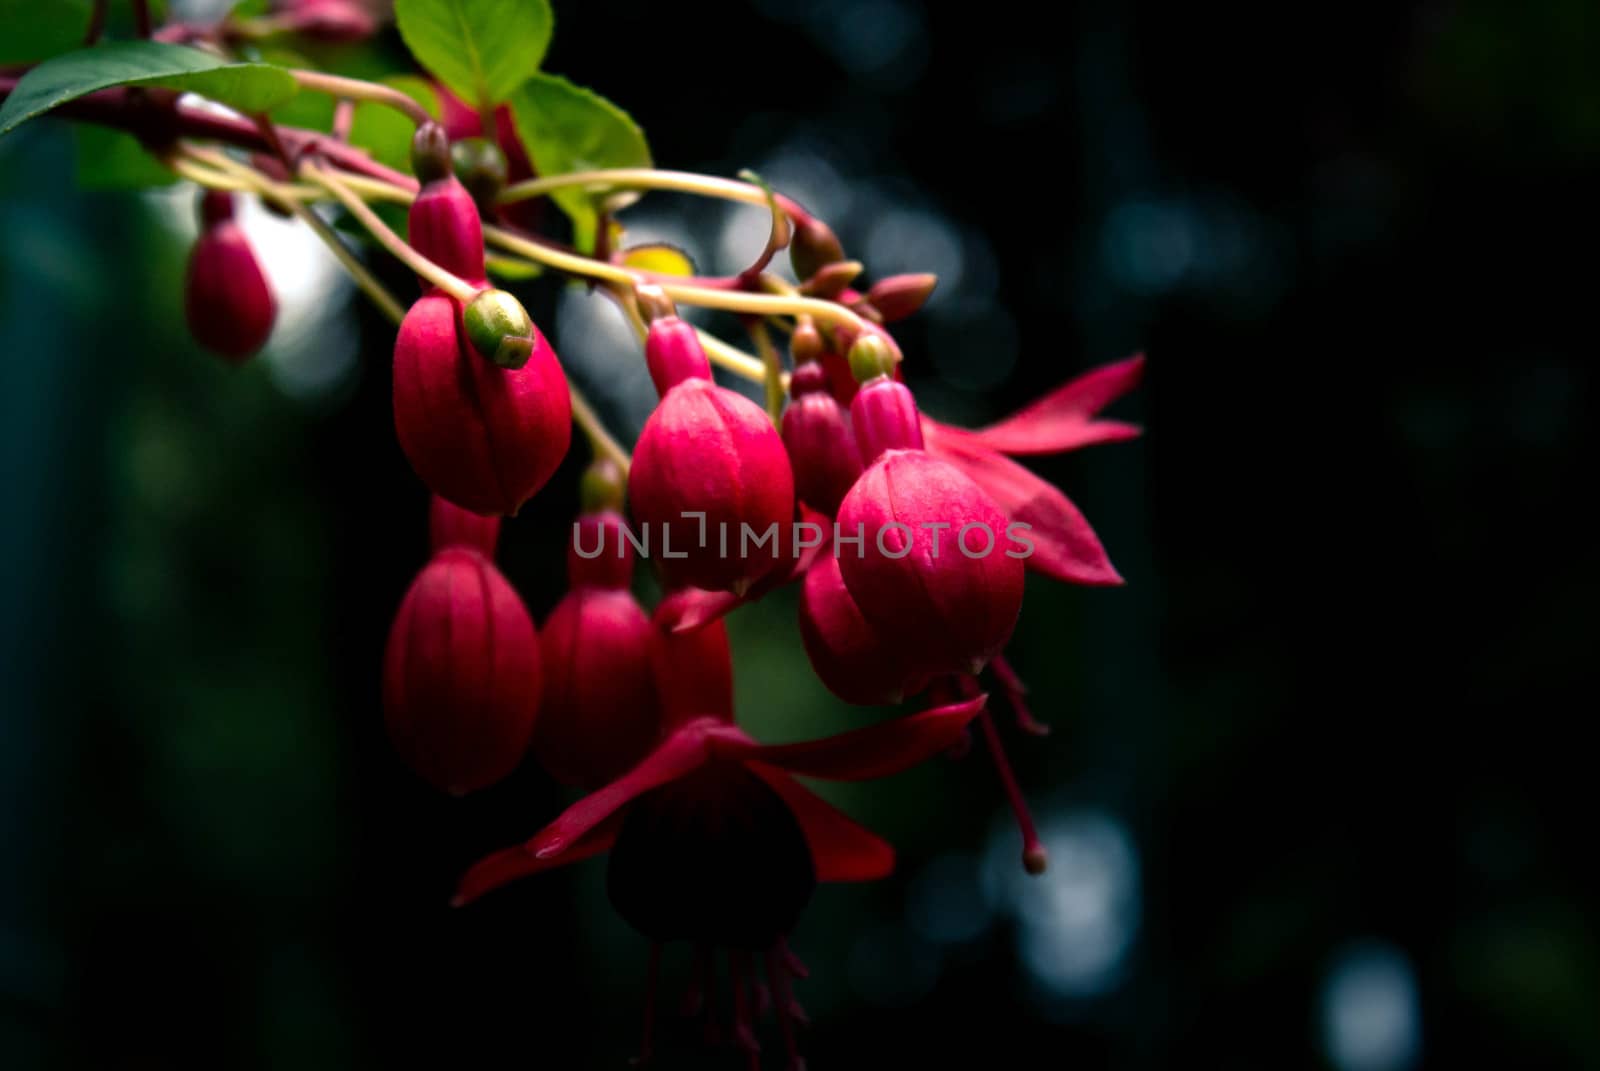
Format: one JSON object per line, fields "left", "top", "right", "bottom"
{"left": 0, "top": 0, "right": 94, "bottom": 66}
{"left": 507, "top": 73, "right": 651, "bottom": 252}
{"left": 74, "top": 126, "right": 180, "bottom": 190}
{"left": 0, "top": 41, "right": 299, "bottom": 138}
{"left": 393, "top": 0, "right": 553, "bottom": 108}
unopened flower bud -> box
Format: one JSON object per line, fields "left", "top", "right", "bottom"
{"left": 790, "top": 319, "right": 825, "bottom": 366}
{"left": 798, "top": 260, "right": 862, "bottom": 300}
{"left": 464, "top": 288, "right": 535, "bottom": 369}
{"left": 410, "top": 121, "right": 452, "bottom": 184}
{"left": 579, "top": 458, "right": 626, "bottom": 514}
{"left": 790, "top": 215, "right": 844, "bottom": 281}
{"left": 847, "top": 333, "right": 898, "bottom": 384}
{"left": 866, "top": 273, "right": 938, "bottom": 322}
{"left": 451, "top": 136, "right": 508, "bottom": 214}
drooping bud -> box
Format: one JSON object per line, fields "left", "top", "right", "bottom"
{"left": 185, "top": 191, "right": 276, "bottom": 361}
{"left": 463, "top": 288, "right": 535, "bottom": 369}
{"left": 392, "top": 291, "right": 571, "bottom": 515}
{"left": 798, "top": 260, "right": 863, "bottom": 300}
{"left": 789, "top": 214, "right": 844, "bottom": 281}
{"left": 781, "top": 362, "right": 862, "bottom": 516}
{"left": 836, "top": 449, "right": 1024, "bottom": 676}
{"left": 650, "top": 591, "right": 734, "bottom": 730}
{"left": 533, "top": 509, "right": 658, "bottom": 788}
{"left": 642, "top": 314, "right": 711, "bottom": 394}
{"left": 790, "top": 318, "right": 825, "bottom": 366}
{"left": 410, "top": 121, "right": 452, "bottom": 185}
{"left": 407, "top": 172, "right": 485, "bottom": 283}
{"left": 629, "top": 322, "right": 796, "bottom": 592}
{"left": 428, "top": 494, "right": 500, "bottom": 557}
{"left": 866, "top": 273, "right": 938, "bottom": 322}
{"left": 847, "top": 332, "right": 899, "bottom": 384}
{"left": 798, "top": 553, "right": 922, "bottom": 705}
{"left": 451, "top": 136, "right": 508, "bottom": 214}
{"left": 382, "top": 547, "right": 542, "bottom": 795}
{"left": 850, "top": 374, "right": 924, "bottom": 462}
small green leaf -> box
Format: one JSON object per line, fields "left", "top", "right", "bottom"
{"left": 507, "top": 73, "right": 651, "bottom": 252}
{"left": 393, "top": 0, "right": 552, "bottom": 108}
{"left": 74, "top": 126, "right": 180, "bottom": 190}
{"left": 0, "top": 42, "right": 299, "bottom": 138}
{"left": 0, "top": 0, "right": 94, "bottom": 65}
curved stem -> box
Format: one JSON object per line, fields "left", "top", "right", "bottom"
{"left": 498, "top": 168, "right": 817, "bottom": 229}
{"left": 568, "top": 383, "right": 631, "bottom": 478}
{"left": 179, "top": 147, "right": 406, "bottom": 325}
{"left": 749, "top": 322, "right": 786, "bottom": 423}
{"left": 697, "top": 329, "right": 771, "bottom": 384}
{"left": 304, "top": 163, "right": 477, "bottom": 303}
{"left": 289, "top": 69, "right": 431, "bottom": 127}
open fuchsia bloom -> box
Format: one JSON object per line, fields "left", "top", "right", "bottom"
{"left": 391, "top": 157, "right": 572, "bottom": 516}
{"left": 184, "top": 190, "right": 276, "bottom": 361}
{"left": 456, "top": 579, "right": 988, "bottom": 1068}
{"left": 627, "top": 315, "right": 796, "bottom": 593}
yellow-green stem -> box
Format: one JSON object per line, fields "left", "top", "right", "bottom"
{"left": 305, "top": 163, "right": 477, "bottom": 303}
{"left": 568, "top": 383, "right": 631, "bottom": 478}
{"left": 289, "top": 69, "right": 431, "bottom": 126}
{"left": 499, "top": 168, "right": 778, "bottom": 210}
{"left": 750, "top": 322, "right": 786, "bottom": 424}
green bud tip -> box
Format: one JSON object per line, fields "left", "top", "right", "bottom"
{"left": 410, "top": 121, "right": 452, "bottom": 184}
{"left": 790, "top": 319, "right": 825, "bottom": 366}
{"left": 464, "top": 289, "right": 535, "bottom": 370}
{"left": 634, "top": 283, "right": 678, "bottom": 324}
{"left": 847, "top": 333, "right": 898, "bottom": 384}
{"left": 579, "top": 458, "right": 626, "bottom": 513}
{"left": 451, "top": 136, "right": 508, "bottom": 210}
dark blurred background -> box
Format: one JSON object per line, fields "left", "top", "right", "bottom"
{"left": 4, "top": 0, "right": 1598, "bottom": 1067}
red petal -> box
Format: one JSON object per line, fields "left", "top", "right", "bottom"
{"left": 526, "top": 723, "right": 714, "bottom": 858}
{"left": 938, "top": 353, "right": 1145, "bottom": 455}
{"left": 665, "top": 587, "right": 743, "bottom": 633}
{"left": 748, "top": 762, "right": 895, "bottom": 882}
{"left": 451, "top": 814, "right": 620, "bottom": 907}
{"left": 708, "top": 695, "right": 987, "bottom": 780}
{"left": 928, "top": 431, "right": 1123, "bottom": 586}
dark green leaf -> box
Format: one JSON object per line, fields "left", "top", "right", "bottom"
{"left": 0, "top": 41, "right": 299, "bottom": 138}
{"left": 393, "top": 0, "right": 553, "bottom": 108}
{"left": 0, "top": 0, "right": 94, "bottom": 65}
{"left": 74, "top": 125, "right": 179, "bottom": 190}
{"left": 507, "top": 73, "right": 651, "bottom": 252}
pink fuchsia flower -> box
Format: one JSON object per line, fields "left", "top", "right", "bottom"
{"left": 781, "top": 360, "right": 862, "bottom": 516}
{"left": 921, "top": 353, "right": 1146, "bottom": 586}
{"left": 532, "top": 504, "right": 660, "bottom": 789}
{"left": 627, "top": 316, "right": 796, "bottom": 594}
{"left": 458, "top": 574, "right": 987, "bottom": 1066}
{"left": 184, "top": 191, "right": 275, "bottom": 361}
{"left": 798, "top": 551, "right": 924, "bottom": 706}
{"left": 391, "top": 170, "right": 571, "bottom": 515}
{"left": 381, "top": 544, "right": 541, "bottom": 796}
{"left": 835, "top": 351, "right": 1026, "bottom": 679}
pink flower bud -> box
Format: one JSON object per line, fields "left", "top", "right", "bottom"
{"left": 836, "top": 449, "right": 1025, "bottom": 677}
{"left": 628, "top": 325, "right": 795, "bottom": 593}
{"left": 533, "top": 511, "right": 658, "bottom": 788}
{"left": 407, "top": 175, "right": 485, "bottom": 284}
{"left": 798, "top": 553, "right": 922, "bottom": 705}
{"left": 184, "top": 192, "right": 275, "bottom": 361}
{"left": 850, "top": 375, "right": 924, "bottom": 463}
{"left": 392, "top": 292, "right": 571, "bottom": 515}
{"left": 781, "top": 362, "right": 862, "bottom": 516}
{"left": 865, "top": 273, "right": 938, "bottom": 322}
{"left": 282, "top": 0, "right": 378, "bottom": 42}
{"left": 428, "top": 495, "right": 499, "bottom": 557}
{"left": 382, "top": 547, "right": 542, "bottom": 795}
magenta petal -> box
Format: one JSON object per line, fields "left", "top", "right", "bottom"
{"left": 452, "top": 814, "right": 620, "bottom": 906}
{"left": 940, "top": 354, "right": 1145, "bottom": 455}
{"left": 929, "top": 431, "right": 1124, "bottom": 587}
{"left": 664, "top": 587, "right": 744, "bottom": 634}
{"left": 526, "top": 723, "right": 714, "bottom": 858}
{"left": 708, "top": 695, "right": 987, "bottom": 781}
{"left": 748, "top": 762, "right": 895, "bottom": 882}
